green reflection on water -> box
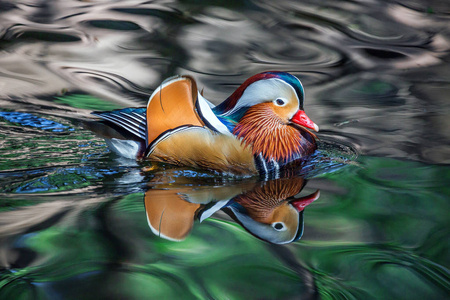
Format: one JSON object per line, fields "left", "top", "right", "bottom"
{"left": 54, "top": 94, "right": 122, "bottom": 111}
{"left": 0, "top": 155, "right": 448, "bottom": 299}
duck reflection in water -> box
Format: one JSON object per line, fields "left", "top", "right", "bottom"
{"left": 144, "top": 176, "right": 319, "bottom": 244}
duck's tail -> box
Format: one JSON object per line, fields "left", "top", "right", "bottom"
{"left": 84, "top": 107, "right": 147, "bottom": 159}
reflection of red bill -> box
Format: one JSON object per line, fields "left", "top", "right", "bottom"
{"left": 291, "top": 190, "right": 320, "bottom": 212}
{"left": 291, "top": 110, "right": 319, "bottom": 132}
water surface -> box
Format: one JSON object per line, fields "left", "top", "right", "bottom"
{"left": 0, "top": 0, "right": 449, "bottom": 299}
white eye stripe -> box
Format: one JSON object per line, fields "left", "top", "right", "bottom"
{"left": 221, "top": 78, "right": 298, "bottom": 116}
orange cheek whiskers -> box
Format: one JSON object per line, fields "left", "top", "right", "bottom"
{"left": 233, "top": 105, "right": 309, "bottom": 162}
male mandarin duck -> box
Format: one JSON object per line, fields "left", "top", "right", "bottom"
{"left": 86, "top": 71, "right": 319, "bottom": 176}
{"left": 144, "top": 177, "right": 320, "bottom": 244}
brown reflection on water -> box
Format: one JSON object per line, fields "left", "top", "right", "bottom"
{"left": 145, "top": 176, "right": 319, "bottom": 244}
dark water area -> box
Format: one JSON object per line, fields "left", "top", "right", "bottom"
{"left": 0, "top": 0, "right": 449, "bottom": 299}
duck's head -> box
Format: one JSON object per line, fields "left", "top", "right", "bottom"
{"left": 214, "top": 71, "right": 319, "bottom": 162}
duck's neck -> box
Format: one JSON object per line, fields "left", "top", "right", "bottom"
{"left": 213, "top": 104, "right": 249, "bottom": 132}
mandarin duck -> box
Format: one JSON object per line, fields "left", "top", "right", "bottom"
{"left": 86, "top": 72, "right": 319, "bottom": 176}
{"left": 144, "top": 177, "right": 319, "bottom": 244}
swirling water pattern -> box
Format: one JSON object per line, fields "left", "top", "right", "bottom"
{"left": 0, "top": 0, "right": 449, "bottom": 299}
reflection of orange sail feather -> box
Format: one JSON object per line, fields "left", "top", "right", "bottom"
{"left": 146, "top": 76, "right": 204, "bottom": 146}
{"left": 144, "top": 189, "right": 201, "bottom": 241}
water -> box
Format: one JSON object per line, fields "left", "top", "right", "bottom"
{"left": 0, "top": 0, "right": 449, "bottom": 299}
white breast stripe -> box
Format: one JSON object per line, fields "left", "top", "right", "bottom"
{"left": 259, "top": 153, "right": 269, "bottom": 181}
{"left": 271, "top": 158, "right": 280, "bottom": 179}
{"left": 197, "top": 93, "right": 232, "bottom": 136}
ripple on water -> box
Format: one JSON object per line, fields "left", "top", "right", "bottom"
{"left": 0, "top": 0, "right": 448, "bottom": 299}
{"left": 84, "top": 20, "right": 142, "bottom": 31}
{"left": 300, "top": 137, "right": 359, "bottom": 179}
{"left": 2, "top": 21, "right": 85, "bottom": 43}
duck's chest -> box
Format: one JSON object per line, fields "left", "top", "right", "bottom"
{"left": 146, "top": 126, "right": 316, "bottom": 176}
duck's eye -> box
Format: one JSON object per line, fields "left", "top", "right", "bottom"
{"left": 272, "top": 222, "right": 286, "bottom": 231}
{"left": 274, "top": 98, "right": 286, "bottom": 106}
